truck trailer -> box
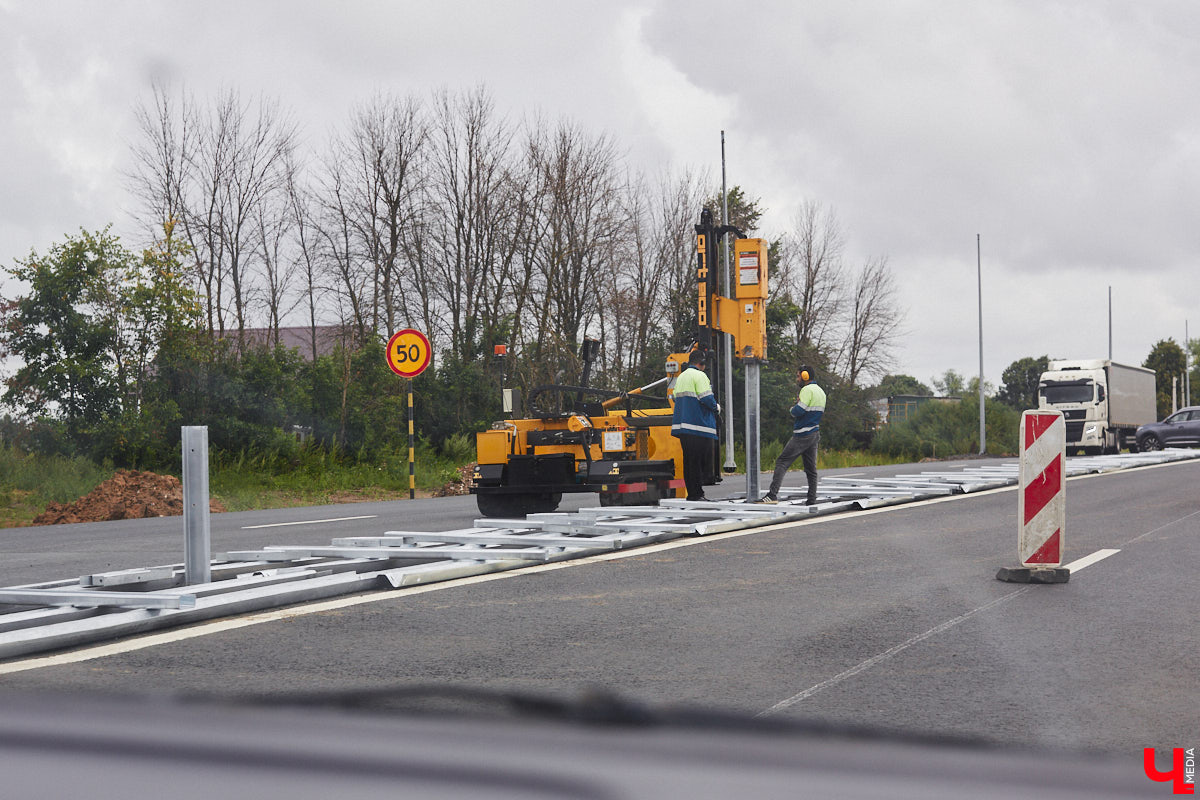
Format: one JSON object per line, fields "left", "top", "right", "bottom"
{"left": 1037, "top": 359, "right": 1156, "bottom": 454}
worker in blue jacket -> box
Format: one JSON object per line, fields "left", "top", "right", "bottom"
{"left": 671, "top": 349, "right": 720, "bottom": 501}
{"left": 761, "top": 364, "right": 826, "bottom": 505}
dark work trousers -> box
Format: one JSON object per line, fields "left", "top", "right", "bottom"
{"left": 767, "top": 431, "right": 820, "bottom": 503}
{"left": 679, "top": 435, "right": 711, "bottom": 501}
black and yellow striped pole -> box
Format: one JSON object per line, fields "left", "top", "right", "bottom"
{"left": 385, "top": 328, "right": 433, "bottom": 502}
{"left": 407, "top": 382, "right": 415, "bottom": 500}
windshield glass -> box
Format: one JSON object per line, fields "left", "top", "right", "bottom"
{"left": 1040, "top": 382, "right": 1094, "bottom": 404}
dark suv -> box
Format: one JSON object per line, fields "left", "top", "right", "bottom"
{"left": 1136, "top": 406, "right": 1200, "bottom": 450}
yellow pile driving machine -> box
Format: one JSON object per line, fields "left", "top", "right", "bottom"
{"left": 471, "top": 209, "right": 769, "bottom": 516}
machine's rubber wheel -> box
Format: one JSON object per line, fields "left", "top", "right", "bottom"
{"left": 478, "top": 492, "right": 561, "bottom": 517}
{"left": 1139, "top": 434, "right": 1163, "bottom": 452}
{"left": 476, "top": 492, "right": 515, "bottom": 517}
{"left": 533, "top": 492, "right": 562, "bottom": 514}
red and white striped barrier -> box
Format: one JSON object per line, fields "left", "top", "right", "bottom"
{"left": 997, "top": 410, "right": 1069, "bottom": 583}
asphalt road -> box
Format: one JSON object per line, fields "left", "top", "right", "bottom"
{"left": 1, "top": 457, "right": 1196, "bottom": 760}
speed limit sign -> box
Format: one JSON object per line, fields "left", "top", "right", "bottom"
{"left": 386, "top": 328, "right": 432, "bottom": 378}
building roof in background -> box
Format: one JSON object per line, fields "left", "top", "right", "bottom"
{"left": 222, "top": 326, "right": 353, "bottom": 361}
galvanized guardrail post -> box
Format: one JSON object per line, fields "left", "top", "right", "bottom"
{"left": 745, "top": 362, "right": 761, "bottom": 499}
{"left": 182, "top": 426, "right": 211, "bottom": 585}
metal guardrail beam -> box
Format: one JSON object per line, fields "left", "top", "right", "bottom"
{"left": 0, "top": 590, "right": 194, "bottom": 610}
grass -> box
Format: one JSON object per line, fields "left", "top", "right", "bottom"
{"left": 208, "top": 437, "right": 475, "bottom": 512}
{"left": 0, "top": 444, "right": 114, "bottom": 527}
{"left": 724, "top": 441, "right": 909, "bottom": 473}
{"left": 0, "top": 437, "right": 477, "bottom": 525}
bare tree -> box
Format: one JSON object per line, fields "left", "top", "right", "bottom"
{"left": 418, "top": 86, "right": 527, "bottom": 362}
{"left": 838, "top": 256, "right": 905, "bottom": 387}
{"left": 283, "top": 152, "right": 325, "bottom": 362}
{"left": 131, "top": 86, "right": 296, "bottom": 341}
{"left": 128, "top": 84, "right": 193, "bottom": 244}
{"left": 599, "top": 166, "right": 707, "bottom": 384}
{"left": 315, "top": 155, "right": 370, "bottom": 341}
{"left": 777, "top": 200, "right": 845, "bottom": 356}
{"left": 211, "top": 91, "right": 296, "bottom": 342}
{"left": 527, "top": 118, "right": 621, "bottom": 373}
{"left": 255, "top": 180, "right": 300, "bottom": 345}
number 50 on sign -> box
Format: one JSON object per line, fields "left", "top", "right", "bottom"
{"left": 386, "top": 329, "right": 432, "bottom": 378}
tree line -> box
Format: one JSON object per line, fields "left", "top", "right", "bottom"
{"left": 2, "top": 84, "right": 910, "bottom": 468}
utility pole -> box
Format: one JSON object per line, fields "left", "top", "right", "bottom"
{"left": 1108, "top": 286, "right": 1112, "bottom": 361}
{"left": 977, "top": 234, "right": 985, "bottom": 455}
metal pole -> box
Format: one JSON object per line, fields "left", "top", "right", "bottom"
{"left": 182, "top": 426, "right": 211, "bottom": 585}
{"left": 1108, "top": 286, "right": 1112, "bottom": 361}
{"left": 1186, "top": 320, "right": 1191, "bottom": 407}
{"left": 745, "top": 362, "right": 761, "bottom": 499}
{"left": 408, "top": 382, "right": 415, "bottom": 500}
{"left": 977, "top": 234, "right": 985, "bottom": 454}
{"left": 721, "top": 131, "right": 737, "bottom": 472}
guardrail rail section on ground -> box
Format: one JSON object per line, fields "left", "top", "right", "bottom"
{"left": 2, "top": 450, "right": 1198, "bottom": 659}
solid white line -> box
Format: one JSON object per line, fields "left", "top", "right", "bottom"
{"left": 241, "top": 515, "right": 377, "bottom": 529}
{"left": 757, "top": 588, "right": 1033, "bottom": 716}
{"left": 1063, "top": 548, "right": 1120, "bottom": 573}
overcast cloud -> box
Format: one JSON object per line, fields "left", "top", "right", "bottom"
{"left": 2, "top": 0, "right": 1197, "bottom": 392}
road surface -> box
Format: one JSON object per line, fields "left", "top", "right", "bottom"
{"left": 1, "top": 457, "right": 1195, "bottom": 761}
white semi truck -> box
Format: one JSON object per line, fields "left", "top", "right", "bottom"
{"left": 1037, "top": 359, "right": 1156, "bottom": 454}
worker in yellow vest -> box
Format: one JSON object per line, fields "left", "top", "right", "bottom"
{"left": 671, "top": 349, "right": 720, "bottom": 501}
{"left": 761, "top": 365, "right": 826, "bottom": 505}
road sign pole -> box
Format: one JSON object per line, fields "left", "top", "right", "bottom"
{"left": 408, "top": 381, "right": 415, "bottom": 501}
{"left": 386, "top": 329, "right": 432, "bottom": 502}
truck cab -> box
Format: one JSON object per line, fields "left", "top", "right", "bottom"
{"left": 1038, "top": 364, "right": 1106, "bottom": 452}
{"left": 1037, "top": 359, "right": 1156, "bottom": 455}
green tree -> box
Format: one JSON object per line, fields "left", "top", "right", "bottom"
{"left": 966, "top": 375, "right": 995, "bottom": 397}
{"left": 872, "top": 374, "right": 932, "bottom": 398}
{"left": 872, "top": 394, "right": 1019, "bottom": 459}
{"left": 1, "top": 229, "right": 133, "bottom": 451}
{"left": 706, "top": 185, "right": 764, "bottom": 234}
{"left": 996, "top": 355, "right": 1049, "bottom": 412}
{"left": 1144, "top": 339, "right": 1187, "bottom": 419}
{"left": 930, "top": 369, "right": 966, "bottom": 396}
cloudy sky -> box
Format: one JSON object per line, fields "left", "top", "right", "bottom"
{"left": 2, "top": 1, "right": 1198, "bottom": 391}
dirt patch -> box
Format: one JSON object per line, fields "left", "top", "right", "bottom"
{"left": 32, "top": 470, "right": 227, "bottom": 526}
{"left": 433, "top": 462, "right": 475, "bottom": 497}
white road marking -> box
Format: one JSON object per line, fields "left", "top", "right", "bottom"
{"left": 1121, "top": 507, "right": 1200, "bottom": 546}
{"left": 241, "top": 515, "right": 377, "bottom": 529}
{"left": 756, "top": 588, "right": 1033, "bottom": 716}
{"left": 1, "top": 461, "right": 1188, "bottom": 673}
{"left": 1063, "top": 548, "right": 1120, "bottom": 573}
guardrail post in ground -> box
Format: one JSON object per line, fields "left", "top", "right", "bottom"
{"left": 183, "top": 426, "right": 211, "bottom": 585}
